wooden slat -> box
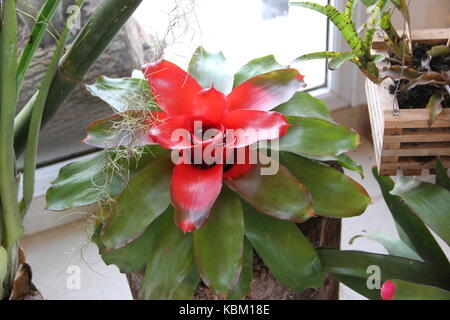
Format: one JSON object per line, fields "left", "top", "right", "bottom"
{"left": 403, "top": 169, "right": 423, "bottom": 176}
{"left": 384, "top": 128, "right": 450, "bottom": 143}
{"left": 382, "top": 128, "right": 402, "bottom": 162}
{"left": 384, "top": 109, "right": 450, "bottom": 129}
{"left": 372, "top": 28, "right": 450, "bottom": 49}
{"left": 383, "top": 148, "right": 450, "bottom": 157}
{"left": 381, "top": 159, "right": 450, "bottom": 170}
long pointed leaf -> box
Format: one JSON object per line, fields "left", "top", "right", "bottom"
{"left": 391, "top": 176, "right": 450, "bottom": 246}
{"left": 233, "top": 54, "right": 286, "bottom": 87}
{"left": 188, "top": 47, "right": 233, "bottom": 94}
{"left": 350, "top": 232, "right": 422, "bottom": 261}
{"left": 172, "top": 266, "right": 201, "bottom": 300}
{"left": 280, "top": 152, "right": 370, "bottom": 218}
{"left": 225, "top": 160, "right": 314, "bottom": 222}
{"left": 138, "top": 207, "right": 194, "bottom": 300}
{"left": 243, "top": 200, "right": 323, "bottom": 291}
{"left": 318, "top": 248, "right": 450, "bottom": 300}
{"left": 382, "top": 279, "right": 450, "bottom": 300}
{"left": 228, "top": 239, "right": 253, "bottom": 300}
{"left": 85, "top": 76, "right": 151, "bottom": 112}
{"left": 372, "top": 168, "right": 449, "bottom": 268}
{"left": 273, "top": 91, "right": 333, "bottom": 122}
{"left": 193, "top": 187, "right": 244, "bottom": 296}
{"left": 16, "top": 0, "right": 60, "bottom": 90}
{"left": 101, "top": 153, "right": 172, "bottom": 249}
{"left": 46, "top": 146, "right": 167, "bottom": 210}
{"left": 276, "top": 116, "right": 360, "bottom": 156}
{"left": 436, "top": 158, "right": 450, "bottom": 191}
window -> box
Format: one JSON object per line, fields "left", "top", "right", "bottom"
{"left": 134, "top": 0, "right": 329, "bottom": 90}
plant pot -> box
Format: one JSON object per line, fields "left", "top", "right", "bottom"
{"left": 366, "top": 28, "right": 450, "bottom": 176}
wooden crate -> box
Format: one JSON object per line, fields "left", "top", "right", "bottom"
{"left": 366, "top": 28, "right": 450, "bottom": 176}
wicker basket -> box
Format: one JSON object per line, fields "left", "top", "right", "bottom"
{"left": 366, "top": 28, "right": 450, "bottom": 176}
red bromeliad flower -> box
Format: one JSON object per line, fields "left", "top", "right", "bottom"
{"left": 142, "top": 60, "right": 305, "bottom": 232}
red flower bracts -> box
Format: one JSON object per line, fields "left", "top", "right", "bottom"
{"left": 142, "top": 60, "right": 305, "bottom": 232}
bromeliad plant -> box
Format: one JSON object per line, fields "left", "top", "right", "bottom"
{"left": 291, "top": 0, "right": 450, "bottom": 124}
{"left": 0, "top": 0, "right": 144, "bottom": 299}
{"left": 46, "top": 48, "right": 372, "bottom": 299}
{"left": 324, "top": 160, "right": 449, "bottom": 300}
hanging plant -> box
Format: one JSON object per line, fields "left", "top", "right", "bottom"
{"left": 46, "top": 47, "right": 371, "bottom": 299}
{"left": 291, "top": 1, "right": 450, "bottom": 176}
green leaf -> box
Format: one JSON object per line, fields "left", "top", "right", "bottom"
{"left": 280, "top": 152, "right": 370, "bottom": 218}
{"left": 233, "top": 54, "right": 286, "bottom": 87}
{"left": 86, "top": 76, "right": 151, "bottom": 112}
{"left": 427, "top": 45, "right": 450, "bottom": 58}
{"left": 276, "top": 116, "right": 360, "bottom": 156}
{"left": 243, "top": 200, "right": 323, "bottom": 291}
{"left": 225, "top": 160, "right": 314, "bottom": 222}
{"left": 101, "top": 153, "right": 173, "bottom": 249}
{"left": 385, "top": 279, "right": 450, "bottom": 300}
{"left": 426, "top": 92, "right": 444, "bottom": 127}
{"left": 46, "top": 146, "right": 167, "bottom": 211}
{"left": 193, "top": 187, "right": 244, "bottom": 296}
{"left": 350, "top": 232, "right": 422, "bottom": 261}
{"left": 436, "top": 158, "right": 450, "bottom": 191}
{"left": 92, "top": 223, "right": 153, "bottom": 274}
{"left": 188, "top": 47, "right": 233, "bottom": 94}
{"left": 328, "top": 52, "right": 356, "bottom": 70}
{"left": 138, "top": 208, "right": 194, "bottom": 300}
{"left": 318, "top": 248, "right": 450, "bottom": 300}
{"left": 391, "top": 176, "right": 450, "bottom": 246}
{"left": 172, "top": 266, "right": 201, "bottom": 300}
{"left": 16, "top": 0, "right": 60, "bottom": 90}
{"left": 299, "top": 153, "right": 364, "bottom": 179}
{"left": 83, "top": 110, "right": 152, "bottom": 148}
{"left": 273, "top": 92, "right": 333, "bottom": 122}
{"left": 373, "top": 168, "right": 449, "bottom": 268}
{"left": 293, "top": 51, "right": 352, "bottom": 64}
{"left": 380, "top": 65, "right": 421, "bottom": 81}
{"left": 228, "top": 239, "right": 253, "bottom": 300}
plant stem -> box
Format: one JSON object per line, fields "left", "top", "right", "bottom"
{"left": 20, "top": 0, "right": 85, "bottom": 216}
{"left": 16, "top": 0, "right": 61, "bottom": 92}
{"left": 0, "top": 0, "right": 24, "bottom": 295}
{"left": 13, "top": 0, "right": 143, "bottom": 157}
{"left": 0, "top": 0, "right": 24, "bottom": 252}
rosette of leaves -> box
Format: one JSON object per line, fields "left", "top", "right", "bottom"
{"left": 46, "top": 48, "right": 372, "bottom": 299}
{"left": 291, "top": 0, "right": 450, "bottom": 125}
{"left": 321, "top": 160, "right": 450, "bottom": 300}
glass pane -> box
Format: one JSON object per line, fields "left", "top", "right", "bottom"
{"left": 134, "top": 0, "right": 328, "bottom": 89}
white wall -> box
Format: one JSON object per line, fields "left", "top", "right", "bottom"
{"left": 392, "top": 0, "right": 450, "bottom": 30}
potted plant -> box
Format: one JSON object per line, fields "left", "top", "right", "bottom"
{"left": 291, "top": 0, "right": 450, "bottom": 176}
{"left": 321, "top": 160, "right": 450, "bottom": 300}
{"left": 45, "top": 48, "right": 372, "bottom": 300}
{"left": 0, "top": 0, "right": 144, "bottom": 300}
